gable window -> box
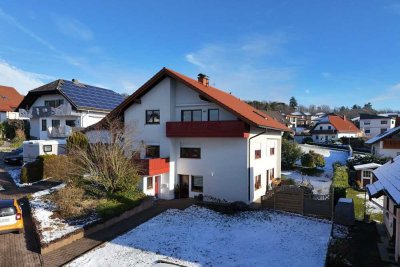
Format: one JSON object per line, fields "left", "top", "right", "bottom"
{"left": 41, "top": 119, "right": 47, "bottom": 131}
{"left": 145, "top": 145, "right": 160, "bottom": 158}
{"left": 180, "top": 147, "right": 201, "bottom": 159}
{"left": 66, "top": 120, "right": 76, "bottom": 127}
{"left": 147, "top": 177, "right": 153, "bottom": 189}
{"left": 208, "top": 109, "right": 219, "bottom": 121}
{"left": 255, "top": 175, "right": 261, "bottom": 190}
{"left": 328, "top": 126, "right": 332, "bottom": 130}
{"left": 319, "top": 126, "right": 323, "bottom": 130}
{"left": 381, "top": 120, "right": 388, "bottom": 125}
{"left": 52, "top": 120, "right": 60, "bottom": 128}
{"left": 44, "top": 99, "right": 64, "bottom": 108}
{"left": 365, "top": 129, "right": 370, "bottom": 134}
{"left": 270, "top": 147, "right": 275, "bottom": 156}
{"left": 191, "top": 175, "right": 203, "bottom": 192}
{"left": 181, "top": 110, "right": 202, "bottom": 122}
{"left": 146, "top": 110, "right": 160, "bottom": 124}
{"left": 255, "top": 149, "right": 261, "bottom": 159}
{"left": 364, "top": 121, "right": 370, "bottom": 125}
{"left": 362, "top": 170, "right": 371, "bottom": 178}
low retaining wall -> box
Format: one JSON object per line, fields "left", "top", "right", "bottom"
{"left": 39, "top": 197, "right": 154, "bottom": 254}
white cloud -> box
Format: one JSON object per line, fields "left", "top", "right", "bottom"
{"left": 185, "top": 34, "right": 296, "bottom": 102}
{"left": 0, "top": 60, "right": 49, "bottom": 94}
{"left": 53, "top": 16, "right": 94, "bottom": 41}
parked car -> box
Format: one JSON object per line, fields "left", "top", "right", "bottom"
{"left": 4, "top": 147, "right": 23, "bottom": 166}
{"left": 0, "top": 199, "right": 24, "bottom": 234}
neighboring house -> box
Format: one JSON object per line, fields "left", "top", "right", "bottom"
{"left": 286, "top": 111, "right": 312, "bottom": 129}
{"left": 366, "top": 126, "right": 400, "bottom": 158}
{"left": 367, "top": 156, "right": 400, "bottom": 262}
{"left": 17, "top": 79, "right": 124, "bottom": 140}
{"left": 0, "top": 85, "right": 24, "bottom": 122}
{"left": 359, "top": 113, "right": 397, "bottom": 139}
{"left": 265, "top": 110, "right": 291, "bottom": 129}
{"left": 89, "top": 68, "right": 290, "bottom": 204}
{"left": 310, "top": 114, "right": 362, "bottom": 143}
{"left": 353, "top": 163, "right": 381, "bottom": 188}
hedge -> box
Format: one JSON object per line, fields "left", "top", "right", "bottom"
{"left": 331, "top": 165, "right": 349, "bottom": 204}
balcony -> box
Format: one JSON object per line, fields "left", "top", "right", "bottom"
{"left": 19, "top": 104, "right": 76, "bottom": 119}
{"left": 166, "top": 120, "right": 249, "bottom": 138}
{"left": 134, "top": 158, "right": 170, "bottom": 176}
{"left": 310, "top": 129, "right": 337, "bottom": 135}
{"left": 382, "top": 139, "right": 400, "bottom": 149}
{"left": 48, "top": 125, "right": 73, "bottom": 138}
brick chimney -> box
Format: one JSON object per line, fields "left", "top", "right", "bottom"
{"left": 197, "top": 73, "right": 209, "bottom": 86}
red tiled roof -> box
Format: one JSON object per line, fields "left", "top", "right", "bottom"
{"left": 0, "top": 85, "right": 23, "bottom": 112}
{"left": 109, "top": 68, "right": 290, "bottom": 132}
{"left": 327, "top": 115, "right": 360, "bottom": 133}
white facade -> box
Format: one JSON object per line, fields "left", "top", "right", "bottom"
{"left": 371, "top": 141, "right": 400, "bottom": 158}
{"left": 312, "top": 122, "right": 359, "bottom": 143}
{"left": 24, "top": 94, "right": 108, "bottom": 140}
{"left": 360, "top": 117, "right": 396, "bottom": 138}
{"left": 122, "top": 77, "right": 282, "bottom": 204}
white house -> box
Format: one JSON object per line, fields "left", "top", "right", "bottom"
{"left": 367, "top": 156, "right": 400, "bottom": 262}
{"left": 366, "top": 126, "right": 400, "bottom": 158}
{"left": 359, "top": 113, "right": 397, "bottom": 139}
{"left": 17, "top": 79, "right": 124, "bottom": 140}
{"left": 310, "top": 114, "right": 362, "bottom": 143}
{"left": 89, "top": 68, "right": 289, "bottom": 204}
{"left": 0, "top": 85, "right": 24, "bottom": 122}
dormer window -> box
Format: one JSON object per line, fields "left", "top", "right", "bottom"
{"left": 45, "top": 99, "right": 64, "bottom": 108}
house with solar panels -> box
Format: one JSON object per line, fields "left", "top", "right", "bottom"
{"left": 17, "top": 79, "right": 124, "bottom": 140}
{"left": 88, "top": 68, "right": 290, "bottom": 204}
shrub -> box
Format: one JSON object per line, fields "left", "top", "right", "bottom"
{"left": 332, "top": 165, "right": 349, "bottom": 203}
{"left": 40, "top": 154, "right": 74, "bottom": 181}
{"left": 302, "top": 136, "right": 314, "bottom": 144}
{"left": 20, "top": 160, "right": 43, "bottom": 183}
{"left": 347, "top": 154, "right": 391, "bottom": 170}
{"left": 301, "top": 150, "right": 325, "bottom": 168}
{"left": 2, "top": 120, "right": 29, "bottom": 140}
{"left": 50, "top": 184, "right": 97, "bottom": 220}
{"left": 67, "top": 132, "right": 89, "bottom": 151}
{"left": 282, "top": 139, "right": 303, "bottom": 169}
{"left": 280, "top": 177, "right": 296, "bottom": 185}
{"left": 10, "top": 129, "right": 25, "bottom": 148}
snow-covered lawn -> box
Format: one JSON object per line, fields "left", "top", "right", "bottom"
{"left": 283, "top": 145, "right": 349, "bottom": 194}
{"left": 68, "top": 206, "right": 332, "bottom": 267}
{"left": 30, "top": 184, "right": 99, "bottom": 244}
{"left": 356, "top": 193, "right": 383, "bottom": 215}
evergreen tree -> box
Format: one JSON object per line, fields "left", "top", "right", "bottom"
{"left": 289, "top": 96, "right": 298, "bottom": 110}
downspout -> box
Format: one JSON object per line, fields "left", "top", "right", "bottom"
{"left": 248, "top": 127, "right": 267, "bottom": 202}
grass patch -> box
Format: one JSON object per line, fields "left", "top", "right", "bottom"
{"left": 346, "top": 188, "right": 383, "bottom": 222}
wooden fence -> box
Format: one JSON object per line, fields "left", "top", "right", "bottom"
{"left": 261, "top": 185, "right": 334, "bottom": 220}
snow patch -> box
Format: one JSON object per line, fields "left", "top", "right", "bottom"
{"left": 68, "top": 206, "right": 332, "bottom": 267}
{"left": 30, "top": 184, "right": 99, "bottom": 244}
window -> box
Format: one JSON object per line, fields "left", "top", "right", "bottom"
{"left": 181, "top": 110, "right": 202, "bottom": 122}
{"left": 380, "top": 128, "right": 387, "bottom": 134}
{"left": 255, "top": 174, "right": 261, "bottom": 190}
{"left": 147, "top": 177, "right": 153, "bottom": 189}
{"left": 66, "top": 120, "right": 76, "bottom": 127}
{"left": 44, "top": 99, "right": 64, "bottom": 108}
{"left": 255, "top": 149, "right": 261, "bottom": 159}
{"left": 208, "top": 109, "right": 219, "bottom": 121}
{"left": 362, "top": 170, "right": 371, "bottom": 178}
{"left": 52, "top": 120, "right": 60, "bottom": 128}
{"left": 364, "top": 121, "right": 370, "bottom": 125}
{"left": 43, "top": 145, "right": 52, "bottom": 152}
{"left": 270, "top": 168, "right": 275, "bottom": 179}
{"left": 191, "top": 175, "right": 203, "bottom": 192}
{"left": 328, "top": 126, "right": 332, "bottom": 130}
{"left": 145, "top": 145, "right": 160, "bottom": 158}
{"left": 41, "top": 119, "right": 47, "bottom": 131}
{"left": 270, "top": 147, "right": 275, "bottom": 156}
{"left": 381, "top": 120, "right": 388, "bottom": 125}
{"left": 365, "top": 129, "right": 370, "bottom": 134}
{"left": 319, "top": 126, "right": 323, "bottom": 130}
{"left": 180, "top": 147, "right": 201, "bottom": 158}
{"left": 146, "top": 110, "right": 160, "bottom": 124}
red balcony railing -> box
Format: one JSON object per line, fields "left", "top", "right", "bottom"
{"left": 133, "top": 158, "right": 170, "bottom": 176}
{"left": 166, "top": 120, "right": 249, "bottom": 138}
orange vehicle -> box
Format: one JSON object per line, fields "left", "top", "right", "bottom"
{"left": 0, "top": 199, "right": 24, "bottom": 234}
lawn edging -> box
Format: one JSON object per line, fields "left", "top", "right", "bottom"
{"left": 37, "top": 197, "right": 154, "bottom": 254}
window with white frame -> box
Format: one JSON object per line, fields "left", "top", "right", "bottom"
{"left": 191, "top": 175, "right": 203, "bottom": 192}
{"left": 255, "top": 174, "right": 261, "bottom": 190}
{"left": 362, "top": 170, "right": 371, "bottom": 178}
{"left": 147, "top": 177, "right": 153, "bottom": 189}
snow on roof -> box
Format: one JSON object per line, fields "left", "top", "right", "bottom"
{"left": 366, "top": 126, "right": 400, "bottom": 144}
{"left": 368, "top": 156, "right": 400, "bottom": 204}
{"left": 353, "top": 163, "right": 382, "bottom": 170}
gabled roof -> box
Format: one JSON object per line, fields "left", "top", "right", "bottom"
{"left": 312, "top": 115, "right": 360, "bottom": 133}
{"left": 107, "top": 68, "right": 290, "bottom": 132}
{"left": 17, "top": 79, "right": 124, "bottom": 112}
{"left": 365, "top": 126, "right": 400, "bottom": 144}
{"left": 0, "top": 85, "right": 23, "bottom": 112}
{"left": 367, "top": 156, "right": 400, "bottom": 205}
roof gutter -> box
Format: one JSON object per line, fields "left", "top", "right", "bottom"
{"left": 248, "top": 127, "right": 267, "bottom": 202}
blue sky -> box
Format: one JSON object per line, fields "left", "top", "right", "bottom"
{"left": 0, "top": 1, "right": 400, "bottom": 110}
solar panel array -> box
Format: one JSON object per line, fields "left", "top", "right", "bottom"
{"left": 59, "top": 80, "right": 124, "bottom": 111}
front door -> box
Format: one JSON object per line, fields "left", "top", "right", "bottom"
{"left": 179, "top": 175, "right": 189, "bottom": 198}
{"left": 155, "top": 175, "right": 160, "bottom": 197}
